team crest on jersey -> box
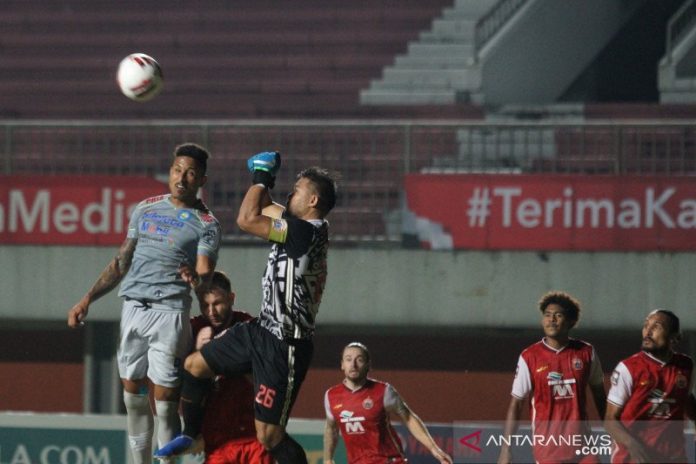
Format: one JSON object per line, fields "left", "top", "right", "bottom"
{"left": 272, "top": 218, "right": 286, "bottom": 232}
{"left": 178, "top": 211, "right": 191, "bottom": 221}
{"left": 362, "top": 397, "right": 374, "bottom": 410}
{"left": 675, "top": 373, "right": 688, "bottom": 389}
{"left": 572, "top": 357, "right": 583, "bottom": 370}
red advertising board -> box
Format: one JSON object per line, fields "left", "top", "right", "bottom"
{"left": 0, "top": 175, "right": 166, "bottom": 245}
{"left": 404, "top": 174, "right": 696, "bottom": 251}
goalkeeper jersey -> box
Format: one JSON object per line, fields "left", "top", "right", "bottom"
{"left": 258, "top": 215, "right": 328, "bottom": 340}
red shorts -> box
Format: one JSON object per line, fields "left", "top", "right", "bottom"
{"left": 205, "top": 438, "right": 273, "bottom": 464}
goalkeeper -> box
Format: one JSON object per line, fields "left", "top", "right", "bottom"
{"left": 156, "top": 152, "right": 338, "bottom": 464}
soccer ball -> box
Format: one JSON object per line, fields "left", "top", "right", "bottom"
{"left": 116, "top": 53, "right": 163, "bottom": 101}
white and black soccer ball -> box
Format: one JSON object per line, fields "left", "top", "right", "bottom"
{"left": 116, "top": 53, "right": 163, "bottom": 102}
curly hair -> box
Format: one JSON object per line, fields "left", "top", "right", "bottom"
{"left": 538, "top": 291, "right": 581, "bottom": 322}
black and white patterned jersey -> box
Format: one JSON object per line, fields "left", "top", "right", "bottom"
{"left": 258, "top": 216, "right": 329, "bottom": 340}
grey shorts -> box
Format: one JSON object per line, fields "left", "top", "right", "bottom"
{"left": 117, "top": 298, "right": 192, "bottom": 388}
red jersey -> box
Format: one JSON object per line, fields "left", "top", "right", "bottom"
{"left": 607, "top": 351, "right": 694, "bottom": 463}
{"left": 191, "top": 313, "right": 272, "bottom": 464}
{"left": 512, "top": 338, "right": 604, "bottom": 463}
{"left": 325, "top": 379, "right": 407, "bottom": 464}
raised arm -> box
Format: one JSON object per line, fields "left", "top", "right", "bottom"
{"left": 67, "top": 237, "right": 136, "bottom": 328}
{"left": 237, "top": 185, "right": 275, "bottom": 239}
{"left": 237, "top": 151, "right": 282, "bottom": 239}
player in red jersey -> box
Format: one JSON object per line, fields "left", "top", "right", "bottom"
{"left": 189, "top": 271, "right": 272, "bottom": 464}
{"left": 498, "top": 291, "right": 607, "bottom": 464}
{"left": 323, "top": 342, "right": 452, "bottom": 464}
{"left": 605, "top": 309, "right": 696, "bottom": 464}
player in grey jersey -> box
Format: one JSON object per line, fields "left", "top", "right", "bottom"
{"left": 155, "top": 152, "right": 338, "bottom": 464}
{"left": 67, "top": 143, "right": 221, "bottom": 464}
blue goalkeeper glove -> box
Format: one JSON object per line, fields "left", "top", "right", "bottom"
{"left": 247, "top": 151, "right": 281, "bottom": 189}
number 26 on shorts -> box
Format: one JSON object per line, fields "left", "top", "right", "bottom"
{"left": 255, "top": 384, "right": 276, "bottom": 408}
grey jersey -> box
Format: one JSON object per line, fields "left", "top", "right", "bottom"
{"left": 118, "top": 194, "right": 221, "bottom": 310}
{"left": 258, "top": 216, "right": 329, "bottom": 340}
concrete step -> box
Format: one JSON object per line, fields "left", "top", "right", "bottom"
{"left": 452, "top": 0, "right": 499, "bottom": 15}
{"left": 442, "top": 3, "right": 495, "bottom": 20}
{"left": 419, "top": 30, "right": 476, "bottom": 44}
{"left": 660, "top": 90, "right": 696, "bottom": 103}
{"left": 407, "top": 42, "right": 475, "bottom": 57}
{"left": 360, "top": 89, "right": 457, "bottom": 105}
{"left": 394, "top": 54, "right": 476, "bottom": 68}
{"left": 377, "top": 68, "right": 480, "bottom": 89}
{"left": 430, "top": 18, "right": 477, "bottom": 36}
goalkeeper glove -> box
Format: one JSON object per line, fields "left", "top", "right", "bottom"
{"left": 247, "top": 151, "right": 281, "bottom": 189}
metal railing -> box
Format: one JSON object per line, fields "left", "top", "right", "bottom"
{"left": 2, "top": 120, "right": 695, "bottom": 243}
{"left": 474, "top": 0, "right": 529, "bottom": 54}
{"left": 666, "top": 0, "right": 696, "bottom": 64}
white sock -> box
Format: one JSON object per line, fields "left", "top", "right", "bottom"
{"left": 155, "top": 399, "right": 182, "bottom": 447}
{"left": 123, "top": 391, "right": 154, "bottom": 464}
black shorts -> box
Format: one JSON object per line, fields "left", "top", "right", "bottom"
{"left": 200, "top": 320, "right": 313, "bottom": 426}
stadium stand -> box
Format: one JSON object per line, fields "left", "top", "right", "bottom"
{"left": 0, "top": 0, "right": 486, "bottom": 119}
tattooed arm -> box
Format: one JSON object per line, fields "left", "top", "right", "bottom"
{"left": 67, "top": 238, "right": 136, "bottom": 328}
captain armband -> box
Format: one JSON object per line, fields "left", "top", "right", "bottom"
{"left": 268, "top": 218, "right": 288, "bottom": 243}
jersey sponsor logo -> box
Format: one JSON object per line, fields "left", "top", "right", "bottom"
{"left": 143, "top": 212, "right": 185, "bottom": 227}
{"left": 362, "top": 397, "right": 374, "bottom": 410}
{"left": 202, "top": 228, "right": 218, "bottom": 246}
{"left": 547, "top": 372, "right": 576, "bottom": 399}
{"left": 345, "top": 421, "right": 365, "bottom": 434}
{"left": 572, "top": 357, "right": 583, "bottom": 370}
{"left": 200, "top": 213, "right": 216, "bottom": 224}
{"left": 536, "top": 365, "right": 549, "bottom": 373}
{"left": 339, "top": 410, "right": 366, "bottom": 434}
{"left": 141, "top": 221, "right": 171, "bottom": 236}
{"left": 647, "top": 389, "right": 676, "bottom": 417}
{"left": 145, "top": 194, "right": 167, "bottom": 204}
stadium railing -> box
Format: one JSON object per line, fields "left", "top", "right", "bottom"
{"left": 2, "top": 120, "right": 695, "bottom": 243}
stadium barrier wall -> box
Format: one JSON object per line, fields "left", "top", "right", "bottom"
{"left": 2, "top": 245, "right": 695, "bottom": 329}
